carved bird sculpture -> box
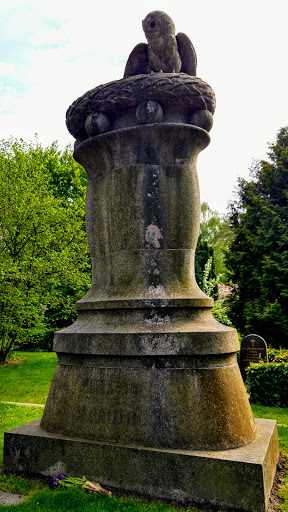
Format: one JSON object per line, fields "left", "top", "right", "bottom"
{"left": 124, "top": 11, "right": 197, "bottom": 78}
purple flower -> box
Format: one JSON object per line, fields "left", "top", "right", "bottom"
{"left": 48, "top": 479, "right": 58, "bottom": 489}
{"left": 48, "top": 473, "right": 64, "bottom": 489}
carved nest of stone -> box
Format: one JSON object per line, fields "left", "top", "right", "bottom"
{"left": 66, "top": 73, "right": 216, "bottom": 144}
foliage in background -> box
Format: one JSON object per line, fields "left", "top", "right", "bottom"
{"left": 194, "top": 204, "right": 233, "bottom": 326}
{"left": 0, "top": 138, "right": 90, "bottom": 362}
{"left": 201, "top": 257, "right": 232, "bottom": 326}
{"left": 195, "top": 239, "right": 217, "bottom": 295}
{"left": 195, "top": 202, "right": 232, "bottom": 289}
{"left": 201, "top": 256, "right": 219, "bottom": 302}
{"left": 268, "top": 348, "right": 288, "bottom": 363}
{"left": 247, "top": 362, "right": 288, "bottom": 407}
{"left": 226, "top": 127, "right": 288, "bottom": 348}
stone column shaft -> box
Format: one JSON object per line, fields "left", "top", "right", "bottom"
{"left": 40, "top": 124, "right": 257, "bottom": 451}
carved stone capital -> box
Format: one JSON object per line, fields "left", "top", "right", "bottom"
{"left": 66, "top": 73, "right": 216, "bottom": 143}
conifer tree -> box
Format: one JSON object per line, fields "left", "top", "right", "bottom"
{"left": 226, "top": 127, "right": 288, "bottom": 348}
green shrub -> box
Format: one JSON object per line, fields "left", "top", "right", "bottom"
{"left": 211, "top": 298, "right": 232, "bottom": 326}
{"left": 247, "top": 362, "right": 288, "bottom": 407}
{"left": 201, "top": 257, "right": 232, "bottom": 327}
{"left": 268, "top": 347, "right": 288, "bottom": 362}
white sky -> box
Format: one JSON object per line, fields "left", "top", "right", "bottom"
{"left": 1, "top": 0, "right": 287, "bottom": 215}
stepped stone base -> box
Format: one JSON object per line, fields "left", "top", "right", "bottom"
{"left": 4, "top": 418, "right": 278, "bottom": 511}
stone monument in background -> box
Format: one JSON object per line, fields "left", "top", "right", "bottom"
{"left": 4, "top": 11, "right": 279, "bottom": 511}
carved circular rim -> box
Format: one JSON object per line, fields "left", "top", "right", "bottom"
{"left": 66, "top": 73, "right": 216, "bottom": 140}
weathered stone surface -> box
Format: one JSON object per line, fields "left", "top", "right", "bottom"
{"left": 124, "top": 11, "right": 197, "bottom": 77}
{"left": 73, "top": 124, "right": 210, "bottom": 303}
{"left": 4, "top": 11, "right": 278, "bottom": 510}
{"left": 0, "top": 492, "right": 26, "bottom": 506}
{"left": 85, "top": 112, "right": 110, "bottom": 136}
{"left": 53, "top": 308, "right": 240, "bottom": 356}
{"left": 136, "top": 100, "right": 163, "bottom": 124}
{"left": 66, "top": 74, "right": 216, "bottom": 143}
{"left": 143, "top": 11, "right": 182, "bottom": 74}
{"left": 41, "top": 351, "right": 256, "bottom": 450}
{"left": 190, "top": 109, "right": 213, "bottom": 132}
{"left": 4, "top": 418, "right": 279, "bottom": 512}
{"left": 39, "top": 121, "right": 258, "bottom": 452}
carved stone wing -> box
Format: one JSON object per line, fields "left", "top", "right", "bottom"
{"left": 176, "top": 32, "right": 197, "bottom": 76}
{"left": 123, "top": 43, "right": 149, "bottom": 78}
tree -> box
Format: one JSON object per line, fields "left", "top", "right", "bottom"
{"left": 195, "top": 202, "right": 233, "bottom": 299}
{"left": 197, "top": 202, "right": 233, "bottom": 278}
{"left": 201, "top": 257, "right": 232, "bottom": 327}
{"left": 195, "top": 239, "right": 218, "bottom": 298}
{"left": 226, "top": 127, "right": 288, "bottom": 348}
{"left": 0, "top": 137, "right": 90, "bottom": 362}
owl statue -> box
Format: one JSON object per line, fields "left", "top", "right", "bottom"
{"left": 124, "top": 11, "right": 197, "bottom": 78}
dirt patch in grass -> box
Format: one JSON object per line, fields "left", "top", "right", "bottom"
{"left": 0, "top": 359, "right": 25, "bottom": 368}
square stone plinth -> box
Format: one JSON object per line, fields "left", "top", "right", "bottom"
{"left": 4, "top": 418, "right": 278, "bottom": 511}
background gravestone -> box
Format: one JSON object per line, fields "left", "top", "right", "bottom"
{"left": 240, "top": 334, "right": 268, "bottom": 381}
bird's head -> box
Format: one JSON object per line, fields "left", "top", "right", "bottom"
{"left": 142, "top": 11, "right": 176, "bottom": 41}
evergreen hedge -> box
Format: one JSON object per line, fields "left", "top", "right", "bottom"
{"left": 247, "top": 362, "right": 288, "bottom": 407}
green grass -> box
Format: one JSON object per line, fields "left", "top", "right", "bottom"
{"left": 0, "top": 352, "right": 287, "bottom": 511}
{"left": 251, "top": 403, "right": 288, "bottom": 456}
{"left": 281, "top": 483, "right": 288, "bottom": 512}
{"left": 0, "top": 403, "right": 43, "bottom": 465}
{"left": 0, "top": 473, "right": 45, "bottom": 496}
{"left": 0, "top": 352, "right": 56, "bottom": 404}
{"left": 0, "top": 487, "right": 202, "bottom": 512}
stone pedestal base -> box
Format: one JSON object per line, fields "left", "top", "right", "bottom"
{"left": 4, "top": 418, "right": 278, "bottom": 511}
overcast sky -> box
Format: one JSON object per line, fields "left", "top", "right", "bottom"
{"left": 1, "top": 0, "right": 287, "bottom": 214}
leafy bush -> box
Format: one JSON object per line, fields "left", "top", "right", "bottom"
{"left": 202, "top": 257, "right": 232, "bottom": 326}
{"left": 14, "top": 329, "right": 54, "bottom": 352}
{"left": 211, "top": 298, "right": 232, "bottom": 326}
{"left": 247, "top": 362, "right": 288, "bottom": 406}
{"left": 268, "top": 347, "right": 288, "bottom": 363}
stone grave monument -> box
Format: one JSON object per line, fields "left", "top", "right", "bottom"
{"left": 4, "top": 11, "right": 279, "bottom": 511}
{"left": 240, "top": 333, "right": 268, "bottom": 381}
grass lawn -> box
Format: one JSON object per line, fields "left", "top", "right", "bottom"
{"left": 0, "top": 404, "right": 43, "bottom": 466}
{"left": 251, "top": 403, "right": 288, "bottom": 457}
{"left": 0, "top": 352, "right": 56, "bottom": 405}
{"left": 0, "top": 351, "right": 287, "bottom": 511}
{"left": 0, "top": 486, "right": 201, "bottom": 512}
